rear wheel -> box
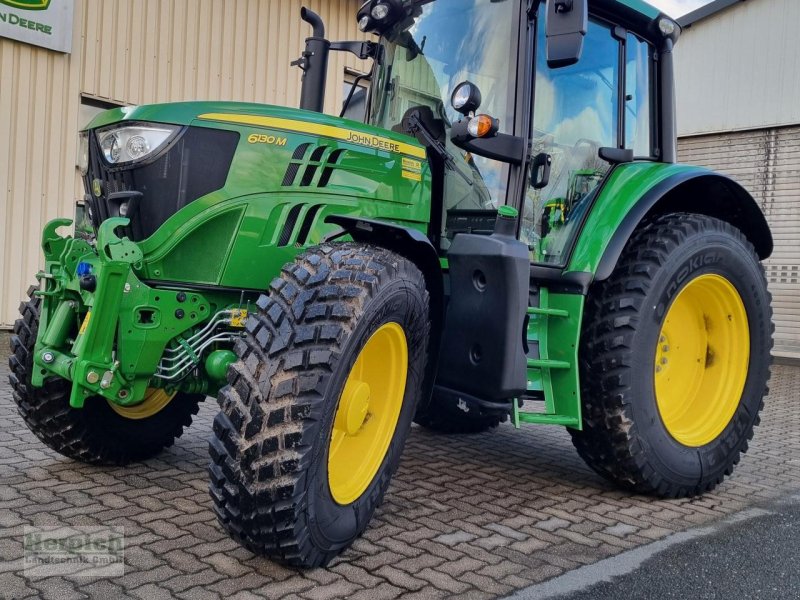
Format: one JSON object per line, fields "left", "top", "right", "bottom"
{"left": 571, "top": 214, "right": 772, "bottom": 497}
{"left": 9, "top": 288, "right": 204, "bottom": 465}
{"left": 209, "top": 244, "right": 430, "bottom": 567}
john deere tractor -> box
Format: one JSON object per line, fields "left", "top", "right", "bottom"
{"left": 9, "top": 0, "right": 773, "bottom": 567}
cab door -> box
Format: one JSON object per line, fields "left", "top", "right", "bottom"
{"left": 522, "top": 9, "right": 654, "bottom": 266}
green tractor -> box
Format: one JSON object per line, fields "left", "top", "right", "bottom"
{"left": 9, "top": 0, "right": 773, "bottom": 567}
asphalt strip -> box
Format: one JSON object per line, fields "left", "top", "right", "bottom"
{"left": 504, "top": 493, "right": 800, "bottom": 600}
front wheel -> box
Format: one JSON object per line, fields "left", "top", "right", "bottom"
{"left": 571, "top": 214, "right": 772, "bottom": 498}
{"left": 9, "top": 288, "right": 204, "bottom": 465}
{"left": 209, "top": 244, "right": 430, "bottom": 567}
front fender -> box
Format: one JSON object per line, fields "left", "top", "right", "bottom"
{"left": 567, "top": 163, "right": 773, "bottom": 281}
{"left": 325, "top": 215, "right": 444, "bottom": 410}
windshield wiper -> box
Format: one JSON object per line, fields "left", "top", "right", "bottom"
{"left": 403, "top": 109, "right": 472, "bottom": 185}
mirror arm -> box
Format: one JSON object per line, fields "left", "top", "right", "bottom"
{"left": 598, "top": 147, "right": 634, "bottom": 165}
{"left": 450, "top": 121, "right": 525, "bottom": 165}
{"left": 329, "top": 40, "right": 380, "bottom": 61}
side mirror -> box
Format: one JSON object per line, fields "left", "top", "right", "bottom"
{"left": 545, "top": 0, "right": 588, "bottom": 69}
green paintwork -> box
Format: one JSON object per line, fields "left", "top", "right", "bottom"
{"left": 612, "top": 0, "right": 661, "bottom": 19}
{"left": 84, "top": 102, "right": 431, "bottom": 291}
{"left": 34, "top": 101, "right": 431, "bottom": 410}
{"left": 567, "top": 162, "right": 708, "bottom": 277}
{"left": 32, "top": 217, "right": 243, "bottom": 407}
{"left": 0, "top": 0, "right": 51, "bottom": 10}
{"left": 498, "top": 205, "right": 518, "bottom": 218}
{"left": 517, "top": 290, "right": 584, "bottom": 429}
{"left": 29, "top": 4, "right": 701, "bottom": 429}
{"left": 205, "top": 350, "right": 238, "bottom": 382}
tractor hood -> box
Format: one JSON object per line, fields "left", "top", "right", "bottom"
{"left": 78, "top": 101, "right": 431, "bottom": 291}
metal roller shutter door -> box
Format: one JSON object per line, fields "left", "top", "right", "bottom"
{"left": 679, "top": 126, "right": 800, "bottom": 357}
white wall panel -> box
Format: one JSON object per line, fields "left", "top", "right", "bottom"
{"left": 675, "top": 0, "right": 800, "bottom": 136}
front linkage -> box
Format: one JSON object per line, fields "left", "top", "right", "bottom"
{"left": 32, "top": 217, "right": 243, "bottom": 410}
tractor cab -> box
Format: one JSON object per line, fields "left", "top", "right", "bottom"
{"left": 354, "top": 0, "right": 675, "bottom": 266}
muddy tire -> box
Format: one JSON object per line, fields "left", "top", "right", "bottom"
{"left": 571, "top": 214, "right": 772, "bottom": 497}
{"left": 209, "top": 244, "right": 430, "bottom": 567}
{"left": 8, "top": 287, "right": 204, "bottom": 465}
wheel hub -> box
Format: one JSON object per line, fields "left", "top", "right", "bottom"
{"left": 328, "top": 322, "right": 408, "bottom": 505}
{"left": 336, "top": 379, "right": 371, "bottom": 435}
{"left": 654, "top": 274, "right": 750, "bottom": 447}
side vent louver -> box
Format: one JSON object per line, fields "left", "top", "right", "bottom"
{"left": 278, "top": 204, "right": 304, "bottom": 247}
{"left": 318, "top": 149, "right": 345, "bottom": 188}
{"left": 296, "top": 205, "right": 324, "bottom": 246}
{"left": 281, "top": 145, "right": 346, "bottom": 188}
{"left": 282, "top": 143, "right": 312, "bottom": 186}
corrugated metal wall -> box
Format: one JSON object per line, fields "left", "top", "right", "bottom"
{"left": 675, "top": 0, "right": 800, "bottom": 137}
{"left": 0, "top": 0, "right": 365, "bottom": 327}
{"left": 679, "top": 127, "right": 800, "bottom": 356}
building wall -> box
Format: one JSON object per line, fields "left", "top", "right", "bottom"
{"left": 675, "top": 0, "right": 800, "bottom": 357}
{"left": 678, "top": 126, "right": 800, "bottom": 356}
{"left": 0, "top": 0, "right": 365, "bottom": 327}
{"left": 675, "top": 0, "right": 800, "bottom": 137}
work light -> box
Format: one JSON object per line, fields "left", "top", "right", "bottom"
{"left": 96, "top": 124, "right": 180, "bottom": 166}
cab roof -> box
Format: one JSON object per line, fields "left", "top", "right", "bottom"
{"left": 591, "top": 0, "right": 677, "bottom": 45}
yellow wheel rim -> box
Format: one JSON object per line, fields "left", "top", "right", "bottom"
{"left": 107, "top": 388, "right": 176, "bottom": 420}
{"left": 654, "top": 274, "right": 750, "bottom": 447}
{"left": 328, "top": 322, "right": 408, "bottom": 505}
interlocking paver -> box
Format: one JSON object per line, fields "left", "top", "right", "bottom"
{"left": 2, "top": 330, "right": 800, "bottom": 599}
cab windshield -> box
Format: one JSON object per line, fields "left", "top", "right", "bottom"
{"left": 368, "top": 0, "right": 518, "bottom": 211}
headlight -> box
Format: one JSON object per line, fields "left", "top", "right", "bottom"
{"left": 77, "top": 132, "right": 89, "bottom": 176}
{"left": 96, "top": 124, "right": 180, "bottom": 165}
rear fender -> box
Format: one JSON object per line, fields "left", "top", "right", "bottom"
{"left": 567, "top": 163, "right": 773, "bottom": 281}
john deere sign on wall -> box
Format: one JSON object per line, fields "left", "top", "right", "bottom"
{"left": 0, "top": 0, "right": 73, "bottom": 53}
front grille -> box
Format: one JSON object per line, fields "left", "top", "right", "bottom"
{"left": 84, "top": 125, "right": 240, "bottom": 241}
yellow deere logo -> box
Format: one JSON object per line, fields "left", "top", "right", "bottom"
{"left": 0, "top": 0, "right": 51, "bottom": 10}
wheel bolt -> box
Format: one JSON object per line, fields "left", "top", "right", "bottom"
{"left": 41, "top": 351, "right": 55, "bottom": 364}
{"left": 662, "top": 345, "right": 669, "bottom": 352}
{"left": 656, "top": 366, "right": 662, "bottom": 373}
{"left": 661, "top": 358, "right": 668, "bottom": 365}
{"left": 660, "top": 335, "right": 666, "bottom": 343}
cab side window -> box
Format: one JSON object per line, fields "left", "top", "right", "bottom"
{"left": 625, "top": 33, "right": 653, "bottom": 157}
{"left": 523, "top": 17, "right": 621, "bottom": 265}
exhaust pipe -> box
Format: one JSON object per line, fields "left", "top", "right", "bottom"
{"left": 296, "top": 7, "right": 330, "bottom": 113}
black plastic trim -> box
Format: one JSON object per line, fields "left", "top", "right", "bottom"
{"left": 142, "top": 280, "right": 263, "bottom": 296}
{"left": 530, "top": 265, "right": 593, "bottom": 294}
{"left": 326, "top": 214, "right": 445, "bottom": 411}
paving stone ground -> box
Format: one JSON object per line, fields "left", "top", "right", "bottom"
{"left": 1, "top": 329, "right": 799, "bottom": 600}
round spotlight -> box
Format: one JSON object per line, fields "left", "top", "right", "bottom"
{"left": 371, "top": 4, "right": 390, "bottom": 20}
{"left": 658, "top": 18, "right": 676, "bottom": 36}
{"left": 358, "top": 15, "right": 371, "bottom": 31}
{"left": 451, "top": 81, "right": 482, "bottom": 116}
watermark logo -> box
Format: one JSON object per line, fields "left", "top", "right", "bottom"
{"left": 24, "top": 526, "right": 125, "bottom": 577}
{"left": 0, "top": 0, "right": 52, "bottom": 10}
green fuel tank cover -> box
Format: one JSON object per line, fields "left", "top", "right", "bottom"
{"left": 498, "top": 205, "right": 518, "bottom": 218}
